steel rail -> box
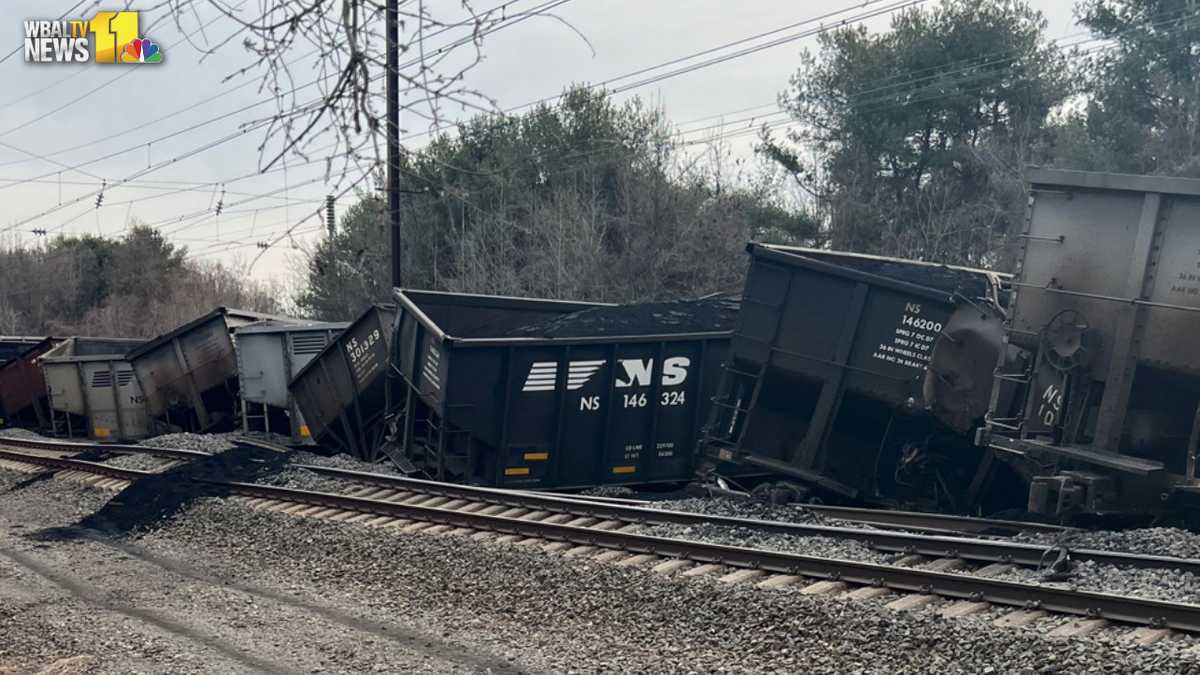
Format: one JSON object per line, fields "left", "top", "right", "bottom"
{"left": 0, "top": 436, "right": 211, "bottom": 461}
{"left": 236, "top": 434, "right": 1065, "bottom": 535}
{"left": 0, "top": 447, "right": 155, "bottom": 480}
{"left": 295, "top": 465, "right": 1200, "bottom": 575}
{"left": 297, "top": 464, "right": 1065, "bottom": 536}
{"left": 207, "top": 479, "right": 1200, "bottom": 634}
{"left": 3, "top": 446, "right": 1199, "bottom": 632}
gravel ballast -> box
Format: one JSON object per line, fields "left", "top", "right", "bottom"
{"left": 130, "top": 498, "right": 1200, "bottom": 673}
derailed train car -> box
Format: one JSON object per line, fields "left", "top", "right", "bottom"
{"left": 387, "top": 289, "right": 736, "bottom": 489}
{"left": 979, "top": 169, "right": 1200, "bottom": 518}
{"left": 702, "top": 244, "right": 1016, "bottom": 513}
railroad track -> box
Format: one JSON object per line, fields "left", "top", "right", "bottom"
{"left": 0, "top": 444, "right": 1198, "bottom": 641}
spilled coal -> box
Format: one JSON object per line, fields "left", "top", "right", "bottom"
{"left": 511, "top": 295, "right": 741, "bottom": 338}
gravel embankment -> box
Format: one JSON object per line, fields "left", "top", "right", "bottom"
{"left": 131, "top": 497, "right": 1200, "bottom": 674}
{"left": 3, "top": 455, "right": 1200, "bottom": 672}
{"left": 138, "top": 433, "right": 238, "bottom": 454}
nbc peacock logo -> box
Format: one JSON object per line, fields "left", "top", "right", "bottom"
{"left": 24, "top": 10, "right": 163, "bottom": 64}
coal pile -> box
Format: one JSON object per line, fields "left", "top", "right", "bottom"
{"left": 75, "top": 444, "right": 291, "bottom": 534}
{"left": 798, "top": 250, "right": 995, "bottom": 300}
{"left": 512, "top": 295, "right": 740, "bottom": 338}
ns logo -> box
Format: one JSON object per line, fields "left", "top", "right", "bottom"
{"left": 521, "top": 357, "right": 691, "bottom": 410}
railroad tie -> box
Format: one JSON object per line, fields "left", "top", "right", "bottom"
{"left": 651, "top": 559, "right": 693, "bottom": 576}
{"left": 993, "top": 609, "right": 1047, "bottom": 628}
{"left": 561, "top": 545, "right": 599, "bottom": 558}
{"left": 591, "top": 549, "right": 628, "bottom": 563}
{"left": 680, "top": 564, "right": 726, "bottom": 577}
{"left": 617, "top": 554, "right": 661, "bottom": 568}
{"left": 884, "top": 594, "right": 939, "bottom": 611}
{"left": 1124, "top": 627, "right": 1173, "bottom": 646}
{"left": 542, "top": 542, "right": 574, "bottom": 554}
{"left": 717, "top": 569, "right": 768, "bottom": 585}
{"left": 1047, "top": 618, "right": 1108, "bottom": 638}
{"left": 756, "top": 575, "right": 803, "bottom": 590}
{"left": 422, "top": 524, "right": 455, "bottom": 535}
{"left": 516, "top": 510, "right": 552, "bottom": 521}
{"left": 921, "top": 557, "right": 967, "bottom": 573}
{"left": 973, "top": 563, "right": 1016, "bottom": 578}
{"left": 800, "top": 580, "right": 848, "bottom": 596}
{"left": 938, "top": 601, "right": 990, "bottom": 619}
{"left": 843, "top": 586, "right": 891, "bottom": 601}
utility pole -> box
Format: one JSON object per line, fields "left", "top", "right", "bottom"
{"left": 386, "top": 0, "right": 402, "bottom": 288}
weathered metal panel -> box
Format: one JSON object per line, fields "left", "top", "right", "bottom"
{"left": 235, "top": 321, "right": 347, "bottom": 442}
{"left": 127, "top": 308, "right": 292, "bottom": 430}
{"left": 1020, "top": 170, "right": 1200, "bottom": 376}
{"left": 0, "top": 337, "right": 60, "bottom": 427}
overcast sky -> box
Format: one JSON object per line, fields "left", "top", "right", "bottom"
{"left": 0, "top": 1, "right": 1078, "bottom": 287}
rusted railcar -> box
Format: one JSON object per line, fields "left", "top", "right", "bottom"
{"left": 0, "top": 337, "right": 60, "bottom": 429}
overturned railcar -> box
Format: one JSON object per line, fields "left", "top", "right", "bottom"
{"left": 235, "top": 320, "right": 347, "bottom": 443}
{"left": 289, "top": 305, "right": 397, "bottom": 460}
{"left": 126, "top": 308, "right": 285, "bottom": 433}
{"left": 703, "top": 244, "right": 1012, "bottom": 512}
{"left": 388, "top": 289, "right": 735, "bottom": 489}
{"left": 40, "top": 337, "right": 147, "bottom": 441}
{"left": 980, "top": 169, "right": 1200, "bottom": 518}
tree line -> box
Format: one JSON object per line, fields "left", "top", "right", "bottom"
{"left": 302, "top": 0, "right": 1199, "bottom": 320}
{"left": 4, "top": 0, "right": 1194, "bottom": 333}
{"left": 0, "top": 227, "right": 280, "bottom": 336}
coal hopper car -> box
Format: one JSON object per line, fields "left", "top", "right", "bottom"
{"left": 126, "top": 307, "right": 287, "bottom": 433}
{"left": 979, "top": 169, "right": 1200, "bottom": 518}
{"left": 388, "top": 289, "right": 736, "bottom": 489}
{"left": 702, "top": 244, "right": 1013, "bottom": 513}
{"left": 289, "top": 305, "right": 397, "bottom": 461}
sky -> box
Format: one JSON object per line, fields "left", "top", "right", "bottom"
{"left": 0, "top": 0, "right": 1078, "bottom": 287}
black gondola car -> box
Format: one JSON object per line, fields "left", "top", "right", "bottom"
{"left": 388, "top": 289, "right": 735, "bottom": 489}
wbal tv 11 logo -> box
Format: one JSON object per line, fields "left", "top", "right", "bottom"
{"left": 24, "top": 10, "right": 162, "bottom": 64}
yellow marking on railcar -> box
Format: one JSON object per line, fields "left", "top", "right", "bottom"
{"left": 523, "top": 452, "right": 548, "bottom": 461}
{"left": 504, "top": 467, "right": 530, "bottom": 476}
{"left": 612, "top": 465, "right": 637, "bottom": 474}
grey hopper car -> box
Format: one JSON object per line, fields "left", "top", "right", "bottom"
{"left": 703, "top": 244, "right": 1011, "bottom": 512}
{"left": 389, "top": 289, "right": 734, "bottom": 489}
{"left": 235, "top": 320, "right": 347, "bottom": 443}
{"left": 981, "top": 169, "right": 1200, "bottom": 517}
{"left": 126, "top": 307, "right": 291, "bottom": 433}
{"left": 40, "top": 337, "right": 148, "bottom": 441}
{"left": 289, "top": 305, "right": 397, "bottom": 460}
